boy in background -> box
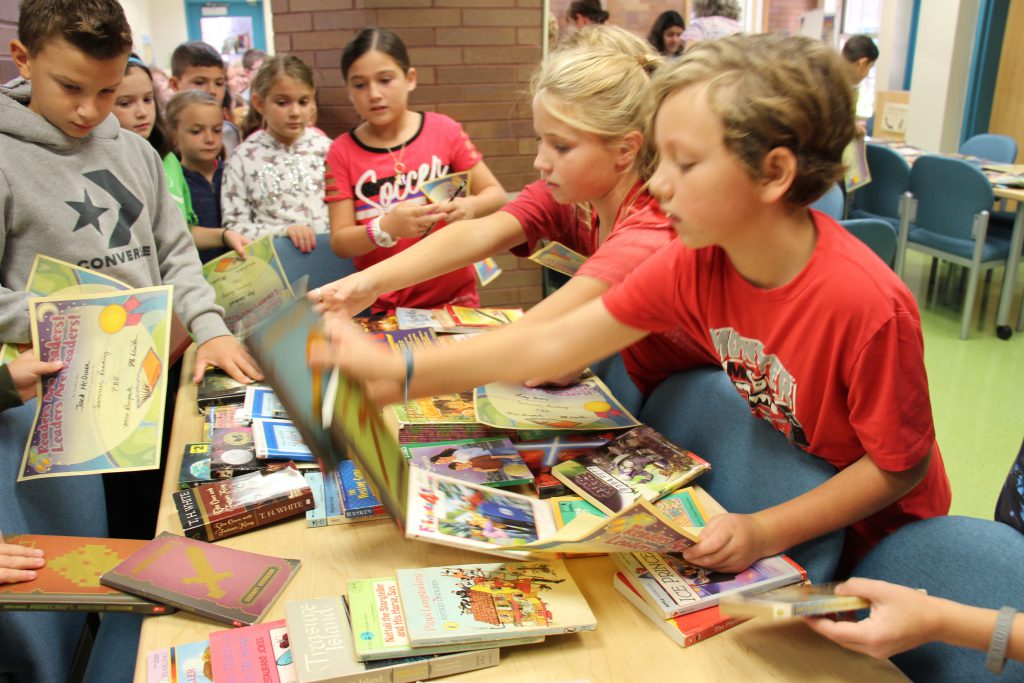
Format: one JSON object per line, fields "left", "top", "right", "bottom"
{"left": 2, "top": 0, "right": 262, "bottom": 535}
{"left": 170, "top": 40, "right": 241, "bottom": 156}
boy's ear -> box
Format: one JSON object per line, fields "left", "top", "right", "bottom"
{"left": 406, "top": 67, "right": 417, "bottom": 93}
{"left": 759, "top": 147, "right": 798, "bottom": 203}
{"left": 169, "top": 76, "right": 181, "bottom": 92}
{"left": 11, "top": 40, "right": 31, "bottom": 79}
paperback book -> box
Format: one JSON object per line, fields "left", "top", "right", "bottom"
{"left": 395, "top": 559, "right": 596, "bottom": 646}
{"left": 369, "top": 327, "right": 440, "bottom": 352}
{"left": 173, "top": 465, "right": 315, "bottom": 541}
{"left": 209, "top": 618, "right": 297, "bottom": 683}
{"left": 527, "top": 241, "right": 587, "bottom": 277}
{"left": 337, "top": 460, "right": 389, "bottom": 520}
{"left": 146, "top": 639, "right": 213, "bottom": 683}
{"left": 515, "top": 432, "right": 616, "bottom": 498}
{"left": 443, "top": 305, "right": 523, "bottom": 328}
{"left": 0, "top": 534, "right": 173, "bottom": 614}
{"left": 612, "top": 551, "right": 806, "bottom": 619}
{"left": 179, "top": 442, "right": 215, "bottom": 489}
{"left": 244, "top": 385, "right": 288, "bottom": 421}
{"left": 718, "top": 582, "right": 869, "bottom": 620}
{"left": 612, "top": 572, "right": 748, "bottom": 648}
{"left": 252, "top": 418, "right": 315, "bottom": 462}
{"left": 392, "top": 391, "right": 479, "bottom": 425}
{"left": 304, "top": 470, "right": 328, "bottom": 528}
{"left": 552, "top": 426, "right": 710, "bottom": 514}
{"left": 100, "top": 532, "right": 301, "bottom": 627}
{"left": 403, "top": 438, "right": 534, "bottom": 488}
{"left": 198, "top": 369, "right": 249, "bottom": 409}
{"left": 474, "top": 375, "right": 640, "bottom": 431}
{"left": 284, "top": 594, "right": 501, "bottom": 683}
{"left": 209, "top": 425, "right": 260, "bottom": 478}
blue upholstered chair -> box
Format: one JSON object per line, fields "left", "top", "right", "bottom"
{"left": 810, "top": 183, "right": 845, "bottom": 220}
{"left": 895, "top": 155, "right": 1011, "bottom": 339}
{"left": 273, "top": 233, "right": 359, "bottom": 290}
{"left": 959, "top": 133, "right": 1018, "bottom": 164}
{"left": 852, "top": 516, "right": 1024, "bottom": 683}
{"left": 840, "top": 218, "right": 898, "bottom": 267}
{"left": 636, "top": 367, "right": 843, "bottom": 583}
{"left": 849, "top": 143, "right": 911, "bottom": 231}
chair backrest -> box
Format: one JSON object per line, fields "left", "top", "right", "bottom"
{"left": 908, "top": 155, "right": 994, "bottom": 239}
{"left": 273, "top": 233, "right": 359, "bottom": 291}
{"left": 852, "top": 143, "right": 911, "bottom": 219}
{"left": 809, "top": 183, "right": 844, "bottom": 220}
{"left": 840, "top": 218, "right": 898, "bottom": 267}
{"left": 959, "top": 133, "right": 1018, "bottom": 163}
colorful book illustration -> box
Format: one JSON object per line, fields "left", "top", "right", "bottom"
{"left": 244, "top": 385, "right": 288, "bottom": 421}
{"left": 337, "top": 460, "right": 389, "bottom": 520}
{"left": 0, "top": 535, "right": 173, "bottom": 614}
{"left": 179, "top": 442, "right": 215, "bottom": 489}
{"left": 843, "top": 136, "right": 872, "bottom": 192}
{"left": 209, "top": 618, "right": 297, "bottom": 683}
{"left": 369, "top": 326, "right": 439, "bottom": 352}
{"left": 551, "top": 426, "right": 710, "bottom": 514}
{"left": 612, "top": 551, "right": 806, "bottom": 619}
{"left": 100, "top": 531, "right": 301, "bottom": 627}
{"left": 348, "top": 577, "right": 541, "bottom": 661}
{"left": 515, "top": 432, "right": 616, "bottom": 498}
{"left": 473, "top": 258, "right": 502, "bottom": 287}
{"left": 209, "top": 425, "right": 260, "bottom": 477}
{"left": 252, "top": 418, "right": 315, "bottom": 462}
{"left": 403, "top": 438, "right": 534, "bottom": 488}
{"left": 548, "top": 496, "right": 604, "bottom": 529}
{"left": 20, "top": 286, "right": 172, "bottom": 481}
{"left": 396, "top": 559, "right": 596, "bottom": 646}
{"left": 202, "top": 234, "right": 294, "bottom": 334}
{"left": 146, "top": 639, "right": 213, "bottom": 683}
{"left": 285, "top": 595, "right": 501, "bottom": 683}
{"left": 198, "top": 369, "right": 249, "bottom": 409}
{"left": 718, "top": 582, "right": 870, "bottom": 620}
{"left": 444, "top": 305, "right": 523, "bottom": 328}
{"left": 354, "top": 315, "right": 401, "bottom": 333}
{"left": 474, "top": 375, "right": 640, "bottom": 431}
{"left": 421, "top": 171, "right": 470, "bottom": 206}
{"left": 528, "top": 241, "right": 588, "bottom": 277}
{"left": 174, "top": 465, "right": 315, "bottom": 541}
{"left": 613, "top": 572, "right": 749, "bottom": 648}
{"left": 392, "top": 391, "right": 478, "bottom": 425}
{"left": 405, "top": 467, "right": 701, "bottom": 559}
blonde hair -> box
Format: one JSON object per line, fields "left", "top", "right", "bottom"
{"left": 164, "top": 89, "right": 219, "bottom": 132}
{"left": 651, "top": 33, "right": 855, "bottom": 206}
{"left": 533, "top": 29, "right": 662, "bottom": 182}
{"left": 241, "top": 54, "right": 316, "bottom": 138}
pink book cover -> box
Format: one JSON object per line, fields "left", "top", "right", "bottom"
{"left": 210, "top": 618, "right": 297, "bottom": 682}
{"left": 99, "top": 532, "right": 300, "bottom": 627}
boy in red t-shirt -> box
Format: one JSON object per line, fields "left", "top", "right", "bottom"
{"left": 313, "top": 34, "right": 950, "bottom": 573}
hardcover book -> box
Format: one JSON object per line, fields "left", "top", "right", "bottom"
{"left": 718, "top": 582, "right": 869, "bottom": 620}
{"left": 146, "top": 639, "right": 213, "bottom": 683}
{"left": 209, "top": 618, "right": 297, "bottom": 683}
{"left": 552, "top": 426, "right": 710, "bottom": 514}
{"left": 0, "top": 535, "right": 173, "bottom": 615}
{"left": 174, "top": 465, "right": 315, "bottom": 541}
{"left": 611, "top": 551, "right": 806, "bottom": 619}
{"left": 179, "top": 442, "right": 215, "bottom": 489}
{"left": 612, "top": 572, "right": 748, "bottom": 648}
{"left": 348, "top": 577, "right": 541, "bottom": 661}
{"left": 396, "top": 559, "right": 596, "bottom": 646}
{"left": 252, "top": 418, "right": 315, "bottom": 462}
{"left": 285, "top": 595, "right": 500, "bottom": 683}
{"left": 403, "top": 438, "right": 534, "bottom": 488}
{"left": 100, "top": 532, "right": 301, "bottom": 627}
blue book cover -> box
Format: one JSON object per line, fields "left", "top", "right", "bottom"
{"left": 252, "top": 418, "right": 314, "bottom": 462}
{"left": 303, "top": 471, "right": 326, "bottom": 528}
{"left": 338, "top": 460, "right": 386, "bottom": 519}
{"left": 244, "top": 385, "right": 288, "bottom": 421}
{"left": 403, "top": 438, "right": 534, "bottom": 488}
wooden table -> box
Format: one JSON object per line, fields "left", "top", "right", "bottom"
{"left": 134, "top": 350, "right": 908, "bottom": 682}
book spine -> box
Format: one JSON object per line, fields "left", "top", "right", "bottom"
{"left": 685, "top": 614, "right": 750, "bottom": 647}
{"left": 0, "top": 600, "right": 173, "bottom": 615}
{"left": 200, "top": 492, "right": 315, "bottom": 541}
{"left": 305, "top": 471, "right": 327, "bottom": 528}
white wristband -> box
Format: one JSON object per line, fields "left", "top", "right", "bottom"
{"left": 369, "top": 215, "right": 396, "bottom": 248}
{"left": 986, "top": 606, "right": 1016, "bottom": 674}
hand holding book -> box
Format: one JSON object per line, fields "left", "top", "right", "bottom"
{"left": 682, "top": 511, "right": 772, "bottom": 574}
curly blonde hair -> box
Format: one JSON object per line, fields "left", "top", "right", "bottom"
{"left": 650, "top": 33, "right": 855, "bottom": 206}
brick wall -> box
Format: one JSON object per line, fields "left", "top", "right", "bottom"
{"left": 271, "top": 0, "right": 544, "bottom": 308}
{"left": 0, "top": 0, "right": 18, "bottom": 83}
{"left": 765, "top": 0, "right": 817, "bottom": 35}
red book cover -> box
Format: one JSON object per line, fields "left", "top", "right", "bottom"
{"left": 99, "top": 531, "right": 301, "bottom": 627}
{"left": 209, "top": 618, "right": 296, "bottom": 682}
{"left": 0, "top": 534, "right": 173, "bottom": 614}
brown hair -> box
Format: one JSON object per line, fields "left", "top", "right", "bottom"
{"left": 240, "top": 54, "right": 316, "bottom": 139}
{"left": 170, "top": 40, "right": 224, "bottom": 79}
{"left": 650, "top": 33, "right": 855, "bottom": 206}
{"left": 18, "top": 0, "right": 132, "bottom": 59}
{"left": 164, "top": 90, "right": 220, "bottom": 139}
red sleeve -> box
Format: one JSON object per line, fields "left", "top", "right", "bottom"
{"left": 324, "top": 136, "right": 353, "bottom": 203}
{"left": 502, "top": 180, "right": 579, "bottom": 258}
{"left": 602, "top": 239, "right": 688, "bottom": 332}
{"left": 576, "top": 206, "right": 676, "bottom": 286}
{"left": 846, "top": 308, "right": 936, "bottom": 472}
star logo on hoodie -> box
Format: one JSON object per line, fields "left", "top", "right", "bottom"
{"left": 66, "top": 190, "right": 109, "bottom": 233}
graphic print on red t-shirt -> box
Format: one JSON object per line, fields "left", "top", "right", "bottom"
{"left": 710, "top": 327, "right": 809, "bottom": 449}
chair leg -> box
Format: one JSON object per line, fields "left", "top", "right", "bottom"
{"left": 944, "top": 262, "right": 957, "bottom": 306}
{"left": 927, "top": 257, "right": 939, "bottom": 299}
{"left": 979, "top": 270, "right": 993, "bottom": 330}
{"left": 960, "top": 263, "right": 982, "bottom": 340}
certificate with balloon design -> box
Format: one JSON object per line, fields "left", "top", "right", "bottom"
{"left": 19, "top": 286, "right": 173, "bottom": 480}
{"left": 202, "top": 235, "right": 294, "bottom": 334}
{"left": 473, "top": 374, "right": 640, "bottom": 431}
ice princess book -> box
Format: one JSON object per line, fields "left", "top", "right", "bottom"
{"left": 395, "top": 559, "right": 596, "bottom": 646}
{"left": 209, "top": 618, "right": 297, "bottom": 683}
{"left": 403, "top": 437, "right": 534, "bottom": 488}
{"left": 100, "top": 531, "right": 301, "bottom": 627}
{"left": 551, "top": 425, "right": 710, "bottom": 514}
{"left": 612, "top": 551, "right": 806, "bottom": 619}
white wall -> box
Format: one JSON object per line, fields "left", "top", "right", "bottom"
{"left": 905, "top": 0, "right": 980, "bottom": 152}
{"left": 875, "top": 0, "right": 913, "bottom": 92}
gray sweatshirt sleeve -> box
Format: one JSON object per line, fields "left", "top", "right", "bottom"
{"left": 0, "top": 167, "right": 32, "bottom": 343}
{"left": 144, "top": 146, "right": 231, "bottom": 346}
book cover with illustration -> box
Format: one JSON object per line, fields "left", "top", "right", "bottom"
{"left": 718, "top": 582, "right": 869, "bottom": 620}
{"left": 173, "top": 465, "right": 314, "bottom": 541}
{"left": 179, "top": 442, "right": 215, "bottom": 489}
{"left": 612, "top": 551, "right": 806, "bottom": 619}
{"left": 100, "top": 531, "right": 300, "bottom": 627}
{"left": 209, "top": 425, "right": 260, "bottom": 478}
{"left": 552, "top": 426, "right": 710, "bottom": 514}
{"left": 209, "top": 618, "right": 297, "bottom": 683}
{"left": 304, "top": 470, "right": 327, "bottom": 528}
{"left": 244, "top": 385, "right": 288, "bottom": 422}
{"left": 353, "top": 315, "right": 400, "bottom": 333}
{"left": 396, "top": 559, "right": 596, "bottom": 647}
{"left": 202, "top": 234, "right": 294, "bottom": 335}
{"left": 395, "top": 308, "right": 443, "bottom": 332}
{"left": 252, "top": 418, "right": 315, "bottom": 462}
{"left": 613, "top": 572, "right": 749, "bottom": 648}
{"left": 392, "top": 391, "right": 479, "bottom": 425}
{"left": 444, "top": 305, "right": 523, "bottom": 328}
{"left": 0, "top": 535, "right": 173, "bottom": 614}
{"left": 474, "top": 375, "right": 640, "bottom": 431}
{"left": 147, "top": 639, "right": 213, "bottom": 683}
{"left": 285, "top": 594, "right": 500, "bottom": 683}
{"left": 403, "top": 438, "right": 534, "bottom": 488}
{"left": 515, "top": 432, "right": 616, "bottom": 498}
{"left": 527, "top": 241, "right": 587, "bottom": 277}
{"left": 369, "top": 326, "right": 439, "bottom": 352}
{"left": 336, "top": 460, "right": 389, "bottom": 520}
{"left": 348, "top": 577, "right": 541, "bottom": 661}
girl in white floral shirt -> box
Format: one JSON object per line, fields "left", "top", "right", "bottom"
{"left": 222, "top": 55, "right": 330, "bottom": 253}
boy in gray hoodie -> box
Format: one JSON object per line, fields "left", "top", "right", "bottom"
{"left": 1, "top": 0, "right": 261, "bottom": 386}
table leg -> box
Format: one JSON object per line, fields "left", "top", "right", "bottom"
{"left": 996, "top": 205, "right": 1024, "bottom": 339}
